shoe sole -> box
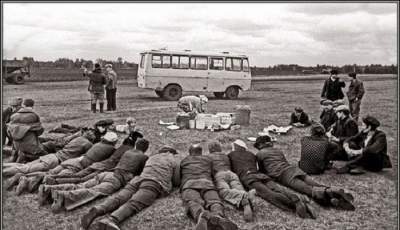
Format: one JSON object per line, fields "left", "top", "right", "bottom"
{"left": 209, "top": 216, "right": 238, "bottom": 230}
{"left": 243, "top": 205, "right": 254, "bottom": 222}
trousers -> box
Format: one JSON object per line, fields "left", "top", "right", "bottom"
{"left": 215, "top": 170, "right": 248, "bottom": 207}
{"left": 182, "top": 188, "right": 224, "bottom": 222}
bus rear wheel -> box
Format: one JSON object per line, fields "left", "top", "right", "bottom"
{"left": 13, "top": 75, "right": 25, "bottom": 84}
{"left": 225, "top": 86, "right": 239, "bottom": 99}
{"left": 213, "top": 92, "right": 225, "bottom": 99}
{"left": 163, "top": 84, "right": 182, "bottom": 101}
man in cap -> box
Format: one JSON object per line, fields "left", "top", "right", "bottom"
{"left": 321, "top": 69, "right": 346, "bottom": 101}
{"left": 177, "top": 95, "right": 208, "bottom": 117}
{"left": 80, "top": 145, "right": 180, "bottom": 230}
{"left": 289, "top": 107, "right": 312, "bottom": 127}
{"left": 326, "top": 105, "right": 359, "bottom": 161}
{"left": 42, "top": 138, "right": 149, "bottom": 213}
{"left": 8, "top": 132, "right": 118, "bottom": 195}
{"left": 105, "top": 64, "right": 118, "bottom": 111}
{"left": 84, "top": 63, "right": 107, "bottom": 113}
{"left": 346, "top": 72, "right": 365, "bottom": 122}
{"left": 254, "top": 135, "right": 355, "bottom": 211}
{"left": 337, "top": 115, "right": 392, "bottom": 174}
{"left": 208, "top": 141, "right": 256, "bottom": 222}
{"left": 319, "top": 99, "right": 337, "bottom": 131}
{"left": 7, "top": 98, "right": 48, "bottom": 163}
{"left": 180, "top": 144, "right": 237, "bottom": 230}
{"left": 299, "top": 123, "right": 337, "bottom": 175}
{"left": 228, "top": 139, "right": 315, "bottom": 219}
{"left": 2, "top": 97, "right": 23, "bottom": 146}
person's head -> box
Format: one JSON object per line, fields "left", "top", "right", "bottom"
{"left": 231, "top": 139, "right": 248, "bottom": 151}
{"left": 334, "top": 105, "right": 350, "bottom": 119}
{"left": 94, "top": 119, "right": 114, "bottom": 133}
{"left": 135, "top": 138, "right": 150, "bottom": 153}
{"left": 348, "top": 72, "right": 357, "bottom": 80}
{"left": 158, "top": 145, "right": 178, "bottom": 155}
{"left": 361, "top": 115, "right": 380, "bottom": 132}
{"left": 189, "top": 144, "right": 202, "bottom": 156}
{"left": 105, "top": 63, "right": 113, "bottom": 71}
{"left": 122, "top": 131, "right": 144, "bottom": 146}
{"left": 330, "top": 69, "right": 339, "bottom": 79}
{"left": 126, "top": 117, "right": 136, "bottom": 127}
{"left": 94, "top": 63, "right": 101, "bottom": 70}
{"left": 320, "top": 99, "right": 333, "bottom": 111}
{"left": 254, "top": 136, "right": 273, "bottom": 150}
{"left": 23, "top": 98, "right": 34, "bottom": 108}
{"left": 294, "top": 107, "right": 303, "bottom": 115}
{"left": 101, "top": 131, "right": 119, "bottom": 145}
{"left": 199, "top": 95, "right": 208, "bottom": 104}
{"left": 208, "top": 141, "right": 222, "bottom": 154}
{"left": 82, "top": 128, "right": 97, "bottom": 143}
{"left": 310, "top": 123, "right": 326, "bottom": 137}
{"left": 8, "top": 97, "right": 23, "bottom": 111}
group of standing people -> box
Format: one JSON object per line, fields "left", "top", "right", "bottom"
{"left": 83, "top": 63, "right": 118, "bottom": 113}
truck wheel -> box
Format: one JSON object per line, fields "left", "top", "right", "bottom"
{"left": 163, "top": 84, "right": 182, "bottom": 101}
{"left": 213, "top": 92, "right": 225, "bottom": 99}
{"left": 155, "top": 90, "right": 163, "bottom": 98}
{"left": 13, "top": 75, "right": 25, "bottom": 84}
{"left": 225, "top": 86, "right": 239, "bottom": 99}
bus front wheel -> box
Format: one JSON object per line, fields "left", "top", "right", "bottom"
{"left": 213, "top": 92, "right": 225, "bottom": 99}
{"left": 163, "top": 84, "right": 182, "bottom": 101}
{"left": 225, "top": 86, "right": 239, "bottom": 99}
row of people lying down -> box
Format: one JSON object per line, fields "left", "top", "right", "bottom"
{"left": 4, "top": 132, "right": 355, "bottom": 230}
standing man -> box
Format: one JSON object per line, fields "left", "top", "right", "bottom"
{"left": 346, "top": 72, "right": 365, "bottom": 122}
{"left": 84, "top": 63, "right": 107, "bottom": 113}
{"left": 321, "top": 69, "right": 346, "bottom": 101}
{"left": 105, "top": 64, "right": 118, "bottom": 111}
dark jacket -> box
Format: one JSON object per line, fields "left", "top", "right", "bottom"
{"left": 55, "top": 136, "right": 93, "bottom": 162}
{"left": 347, "top": 79, "right": 365, "bottom": 101}
{"left": 345, "top": 130, "right": 391, "bottom": 171}
{"left": 208, "top": 152, "right": 231, "bottom": 174}
{"left": 89, "top": 144, "right": 133, "bottom": 171}
{"left": 290, "top": 112, "right": 311, "bottom": 126}
{"left": 321, "top": 78, "right": 345, "bottom": 101}
{"left": 332, "top": 116, "right": 359, "bottom": 143}
{"left": 228, "top": 150, "right": 271, "bottom": 189}
{"left": 256, "top": 148, "right": 293, "bottom": 179}
{"left": 114, "top": 149, "right": 148, "bottom": 184}
{"left": 180, "top": 155, "right": 214, "bottom": 191}
{"left": 320, "top": 109, "right": 337, "bottom": 131}
{"left": 299, "top": 136, "right": 336, "bottom": 174}
{"left": 79, "top": 141, "right": 116, "bottom": 168}
{"left": 86, "top": 68, "right": 106, "bottom": 93}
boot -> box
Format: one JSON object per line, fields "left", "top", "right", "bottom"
{"left": 208, "top": 215, "right": 238, "bottom": 230}
{"left": 94, "top": 216, "right": 120, "bottom": 230}
{"left": 16, "top": 176, "right": 29, "bottom": 195}
{"left": 38, "top": 184, "right": 52, "bottom": 206}
{"left": 99, "top": 103, "right": 104, "bottom": 113}
{"left": 91, "top": 104, "right": 96, "bottom": 113}
{"left": 5, "top": 173, "right": 23, "bottom": 190}
{"left": 194, "top": 211, "right": 209, "bottom": 230}
{"left": 27, "top": 175, "right": 43, "bottom": 193}
{"left": 81, "top": 207, "right": 103, "bottom": 230}
{"left": 51, "top": 190, "right": 65, "bottom": 213}
{"left": 243, "top": 204, "right": 253, "bottom": 222}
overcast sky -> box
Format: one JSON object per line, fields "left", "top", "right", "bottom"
{"left": 3, "top": 3, "right": 398, "bottom": 66}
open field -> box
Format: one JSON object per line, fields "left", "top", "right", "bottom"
{"left": 2, "top": 77, "right": 398, "bottom": 230}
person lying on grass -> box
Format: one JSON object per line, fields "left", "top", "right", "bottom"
{"left": 80, "top": 146, "right": 180, "bottom": 230}
{"left": 40, "top": 139, "right": 149, "bottom": 214}
{"left": 228, "top": 139, "right": 316, "bottom": 219}
{"left": 254, "top": 135, "right": 355, "bottom": 211}
{"left": 208, "top": 141, "right": 256, "bottom": 222}
{"left": 336, "top": 115, "right": 392, "bottom": 175}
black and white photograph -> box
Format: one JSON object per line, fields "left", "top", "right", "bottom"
{"left": 1, "top": 2, "right": 398, "bottom": 230}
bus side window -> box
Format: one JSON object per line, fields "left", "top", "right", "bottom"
{"left": 180, "top": 56, "right": 189, "bottom": 69}
{"left": 210, "top": 58, "right": 223, "bottom": 70}
{"left": 152, "top": 55, "right": 162, "bottom": 68}
{"left": 172, "top": 56, "right": 179, "bottom": 68}
{"left": 243, "top": 59, "right": 249, "bottom": 72}
{"left": 232, "top": 58, "right": 241, "bottom": 71}
{"left": 191, "top": 56, "right": 208, "bottom": 70}
{"left": 225, "top": 58, "right": 232, "bottom": 71}
{"left": 162, "top": 55, "right": 171, "bottom": 68}
{"left": 140, "top": 54, "right": 145, "bottom": 68}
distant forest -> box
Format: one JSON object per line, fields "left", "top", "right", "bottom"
{"left": 7, "top": 57, "right": 398, "bottom": 76}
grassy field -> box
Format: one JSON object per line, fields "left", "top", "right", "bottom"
{"left": 2, "top": 77, "right": 398, "bottom": 230}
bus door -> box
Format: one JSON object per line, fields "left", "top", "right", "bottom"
{"left": 207, "top": 57, "right": 225, "bottom": 92}
{"left": 189, "top": 56, "right": 209, "bottom": 91}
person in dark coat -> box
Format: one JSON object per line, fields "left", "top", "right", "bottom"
{"left": 337, "top": 115, "right": 392, "bottom": 174}
{"left": 80, "top": 146, "right": 180, "bottom": 230}
{"left": 44, "top": 139, "right": 149, "bottom": 214}
{"left": 228, "top": 140, "right": 315, "bottom": 219}
{"left": 180, "top": 144, "right": 238, "bottom": 230}
{"left": 255, "top": 135, "right": 355, "bottom": 211}
{"left": 346, "top": 72, "right": 365, "bottom": 122}
{"left": 327, "top": 105, "right": 359, "bottom": 161}
{"left": 2, "top": 97, "right": 23, "bottom": 146}
{"left": 84, "top": 63, "right": 107, "bottom": 113}
{"left": 319, "top": 99, "right": 337, "bottom": 131}
{"left": 321, "top": 69, "right": 346, "bottom": 101}
{"left": 289, "top": 107, "right": 312, "bottom": 127}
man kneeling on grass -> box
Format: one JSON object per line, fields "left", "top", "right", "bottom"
{"left": 41, "top": 138, "right": 149, "bottom": 213}
{"left": 208, "top": 141, "right": 256, "bottom": 222}
{"left": 254, "top": 135, "right": 355, "bottom": 211}
{"left": 80, "top": 146, "right": 180, "bottom": 230}
{"left": 180, "top": 144, "right": 238, "bottom": 230}
{"left": 228, "top": 139, "right": 316, "bottom": 219}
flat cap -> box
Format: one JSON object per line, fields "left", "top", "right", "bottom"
{"left": 23, "top": 98, "right": 34, "bottom": 107}
{"left": 95, "top": 119, "right": 114, "bottom": 127}
{"left": 320, "top": 99, "right": 333, "bottom": 106}
{"left": 362, "top": 115, "right": 380, "bottom": 128}
{"left": 158, "top": 146, "right": 178, "bottom": 155}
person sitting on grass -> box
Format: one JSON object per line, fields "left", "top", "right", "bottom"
{"left": 336, "top": 115, "right": 392, "bottom": 175}
{"left": 41, "top": 138, "right": 149, "bottom": 214}
{"left": 110, "top": 117, "right": 140, "bottom": 135}
{"left": 2, "top": 97, "right": 23, "bottom": 147}
{"left": 289, "top": 107, "right": 312, "bottom": 127}
{"left": 228, "top": 139, "right": 316, "bottom": 219}
{"left": 208, "top": 141, "right": 256, "bottom": 222}
{"left": 319, "top": 99, "right": 337, "bottom": 131}
{"left": 255, "top": 135, "right": 355, "bottom": 211}
{"left": 181, "top": 144, "right": 238, "bottom": 230}
{"left": 80, "top": 146, "right": 180, "bottom": 230}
